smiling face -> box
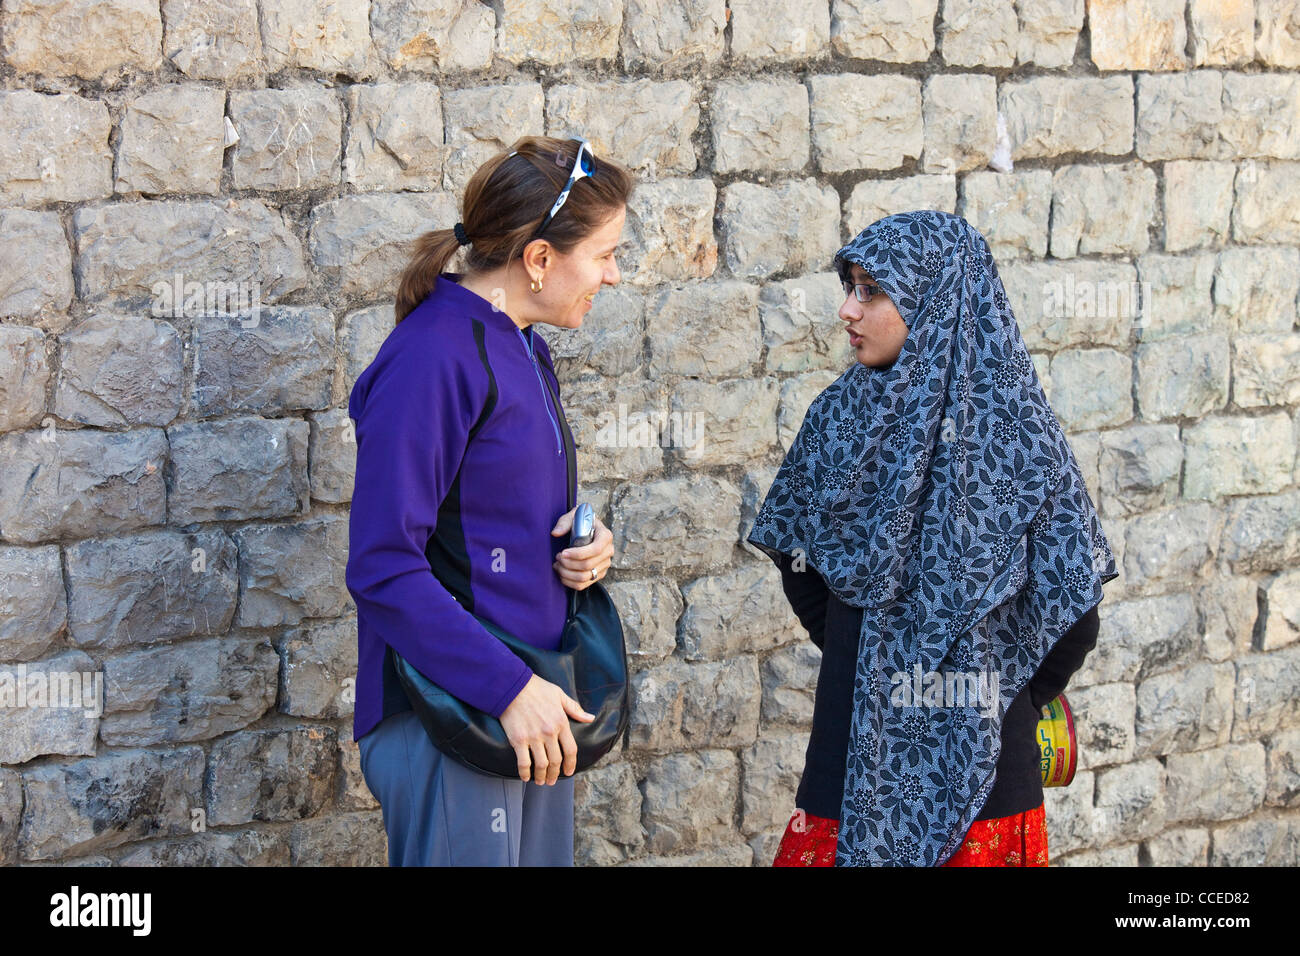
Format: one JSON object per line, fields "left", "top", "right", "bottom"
{"left": 839, "top": 263, "right": 910, "bottom": 368}
{"left": 527, "top": 205, "right": 626, "bottom": 330}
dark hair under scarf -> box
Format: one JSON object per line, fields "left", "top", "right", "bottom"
{"left": 748, "top": 210, "right": 1119, "bottom": 866}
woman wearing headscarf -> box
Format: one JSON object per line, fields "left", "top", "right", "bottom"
{"left": 748, "top": 210, "right": 1119, "bottom": 867}
{"left": 346, "top": 136, "right": 634, "bottom": 865}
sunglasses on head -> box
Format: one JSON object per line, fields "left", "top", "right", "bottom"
{"left": 531, "top": 138, "right": 596, "bottom": 240}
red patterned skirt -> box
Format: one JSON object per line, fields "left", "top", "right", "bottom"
{"left": 772, "top": 802, "right": 1049, "bottom": 867}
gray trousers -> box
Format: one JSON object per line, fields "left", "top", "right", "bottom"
{"left": 358, "top": 708, "right": 575, "bottom": 866}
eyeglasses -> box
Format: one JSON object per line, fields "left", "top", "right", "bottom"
{"left": 533, "top": 138, "right": 596, "bottom": 239}
{"left": 842, "top": 280, "right": 884, "bottom": 303}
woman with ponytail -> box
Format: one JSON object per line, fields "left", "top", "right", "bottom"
{"left": 346, "top": 136, "right": 634, "bottom": 866}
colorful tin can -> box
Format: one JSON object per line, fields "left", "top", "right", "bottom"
{"left": 1038, "top": 692, "right": 1077, "bottom": 787}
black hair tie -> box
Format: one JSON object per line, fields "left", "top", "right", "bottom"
{"left": 453, "top": 222, "right": 470, "bottom": 246}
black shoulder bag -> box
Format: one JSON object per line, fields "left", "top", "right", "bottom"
{"left": 390, "top": 335, "right": 628, "bottom": 779}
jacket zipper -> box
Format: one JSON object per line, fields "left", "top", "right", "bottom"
{"left": 516, "top": 326, "right": 563, "bottom": 457}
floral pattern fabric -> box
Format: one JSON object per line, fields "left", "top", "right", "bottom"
{"left": 747, "top": 211, "right": 1118, "bottom": 866}
{"left": 772, "top": 812, "right": 841, "bottom": 867}
{"left": 772, "top": 804, "right": 1049, "bottom": 867}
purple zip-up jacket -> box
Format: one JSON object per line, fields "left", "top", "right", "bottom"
{"left": 346, "top": 272, "right": 571, "bottom": 742}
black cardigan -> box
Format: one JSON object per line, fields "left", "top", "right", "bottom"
{"left": 773, "top": 551, "right": 1100, "bottom": 822}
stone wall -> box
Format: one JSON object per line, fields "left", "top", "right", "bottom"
{"left": 1, "top": 0, "right": 1298, "bottom": 866}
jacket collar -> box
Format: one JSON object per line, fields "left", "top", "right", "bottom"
{"left": 436, "top": 272, "right": 530, "bottom": 335}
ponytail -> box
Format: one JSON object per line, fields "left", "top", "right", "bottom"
{"left": 395, "top": 229, "right": 463, "bottom": 324}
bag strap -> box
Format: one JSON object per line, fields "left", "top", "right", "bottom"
{"left": 535, "top": 340, "right": 580, "bottom": 620}
{"left": 534, "top": 341, "right": 576, "bottom": 512}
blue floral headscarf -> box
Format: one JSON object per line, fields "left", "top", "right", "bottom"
{"left": 747, "top": 210, "right": 1118, "bottom": 866}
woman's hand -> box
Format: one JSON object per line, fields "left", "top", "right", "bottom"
{"left": 550, "top": 507, "right": 614, "bottom": 589}
{"left": 499, "top": 674, "right": 595, "bottom": 784}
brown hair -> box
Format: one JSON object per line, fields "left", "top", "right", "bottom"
{"left": 394, "top": 135, "right": 635, "bottom": 324}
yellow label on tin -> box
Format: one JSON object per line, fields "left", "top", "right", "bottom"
{"left": 1038, "top": 693, "right": 1077, "bottom": 788}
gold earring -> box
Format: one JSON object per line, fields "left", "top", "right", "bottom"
{"left": 530, "top": 277, "right": 543, "bottom": 294}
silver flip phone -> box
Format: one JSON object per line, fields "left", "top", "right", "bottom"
{"left": 570, "top": 502, "right": 594, "bottom": 548}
